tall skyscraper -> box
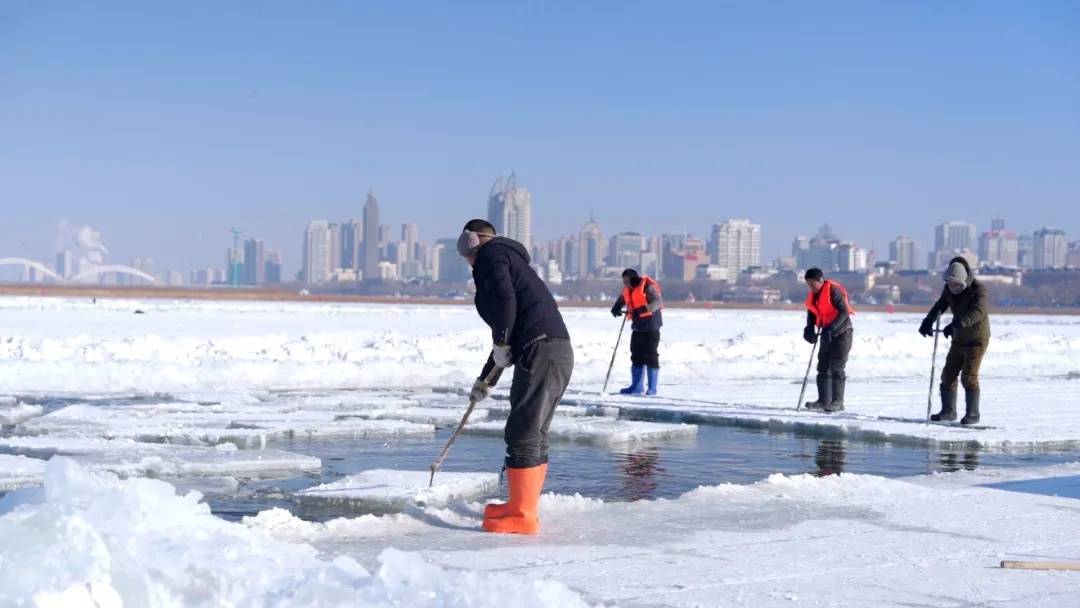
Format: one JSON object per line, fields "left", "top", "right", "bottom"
{"left": 303, "top": 221, "right": 332, "bottom": 284}
{"left": 709, "top": 219, "right": 762, "bottom": 278}
{"left": 935, "top": 221, "right": 977, "bottom": 252}
{"left": 55, "top": 250, "right": 72, "bottom": 280}
{"left": 265, "top": 250, "right": 283, "bottom": 284}
{"left": 487, "top": 172, "right": 533, "bottom": 251}
{"left": 608, "top": 232, "right": 645, "bottom": 271}
{"left": 889, "top": 236, "right": 920, "bottom": 271}
{"left": 242, "top": 238, "right": 266, "bottom": 285}
{"left": 341, "top": 220, "right": 363, "bottom": 270}
{"left": 327, "top": 222, "right": 341, "bottom": 272}
{"left": 978, "top": 218, "right": 1019, "bottom": 267}
{"left": 1033, "top": 227, "right": 1068, "bottom": 269}
{"left": 402, "top": 223, "right": 419, "bottom": 262}
{"left": 362, "top": 191, "right": 381, "bottom": 281}
{"left": 578, "top": 216, "right": 605, "bottom": 278}
{"left": 435, "top": 238, "right": 471, "bottom": 282}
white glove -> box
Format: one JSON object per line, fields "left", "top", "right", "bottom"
{"left": 469, "top": 378, "right": 491, "bottom": 403}
{"left": 492, "top": 344, "right": 513, "bottom": 368}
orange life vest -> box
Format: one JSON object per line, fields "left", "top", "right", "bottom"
{"left": 623, "top": 276, "right": 661, "bottom": 319}
{"left": 805, "top": 279, "right": 854, "bottom": 328}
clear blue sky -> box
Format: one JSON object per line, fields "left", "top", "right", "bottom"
{"left": 2, "top": 1, "right": 1078, "bottom": 274}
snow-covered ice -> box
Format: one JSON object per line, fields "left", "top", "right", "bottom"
{"left": 2, "top": 297, "right": 1078, "bottom": 447}
{"left": 18, "top": 400, "right": 434, "bottom": 448}
{"left": 1, "top": 297, "right": 1080, "bottom": 605}
{"left": 0, "top": 400, "right": 43, "bottom": 425}
{"left": 467, "top": 416, "right": 698, "bottom": 445}
{"left": 0, "top": 459, "right": 589, "bottom": 607}
{"left": 0, "top": 436, "right": 321, "bottom": 479}
{"left": 258, "top": 465, "right": 1080, "bottom": 607}
{"left": 295, "top": 469, "right": 499, "bottom": 512}
{"left": 0, "top": 454, "right": 45, "bottom": 491}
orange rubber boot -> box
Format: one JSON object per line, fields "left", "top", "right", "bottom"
{"left": 484, "top": 464, "right": 546, "bottom": 520}
{"left": 482, "top": 464, "right": 547, "bottom": 534}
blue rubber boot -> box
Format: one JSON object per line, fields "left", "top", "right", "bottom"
{"left": 646, "top": 367, "right": 659, "bottom": 395}
{"left": 619, "top": 365, "right": 645, "bottom": 395}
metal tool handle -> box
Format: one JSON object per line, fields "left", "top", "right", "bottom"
{"left": 925, "top": 317, "right": 942, "bottom": 425}
{"left": 796, "top": 328, "right": 821, "bottom": 411}
{"left": 429, "top": 366, "right": 501, "bottom": 486}
{"left": 601, "top": 314, "right": 628, "bottom": 395}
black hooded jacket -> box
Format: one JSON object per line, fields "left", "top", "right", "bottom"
{"left": 473, "top": 237, "right": 570, "bottom": 378}
{"left": 922, "top": 256, "right": 991, "bottom": 347}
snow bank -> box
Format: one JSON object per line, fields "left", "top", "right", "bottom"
{"left": 0, "top": 459, "right": 591, "bottom": 607}
{"left": 1, "top": 297, "right": 1077, "bottom": 394}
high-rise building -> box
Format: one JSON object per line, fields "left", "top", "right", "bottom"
{"left": 608, "top": 232, "right": 645, "bottom": 271}
{"left": 889, "top": 236, "right": 920, "bottom": 271}
{"left": 327, "top": 222, "right": 341, "bottom": 272}
{"left": 265, "top": 250, "right": 283, "bottom": 283}
{"left": 935, "top": 221, "right": 977, "bottom": 252}
{"left": 487, "top": 172, "right": 533, "bottom": 251}
{"left": 55, "top": 250, "right": 72, "bottom": 280}
{"left": 978, "top": 218, "right": 1019, "bottom": 268}
{"left": 341, "top": 220, "right": 363, "bottom": 270}
{"left": 303, "top": 221, "right": 332, "bottom": 284}
{"left": 242, "top": 238, "right": 266, "bottom": 285}
{"left": 1067, "top": 241, "right": 1080, "bottom": 269}
{"left": 1017, "top": 235, "right": 1035, "bottom": 269}
{"left": 709, "top": 219, "right": 762, "bottom": 278}
{"left": 1033, "top": 227, "right": 1068, "bottom": 270}
{"left": 402, "top": 223, "right": 419, "bottom": 263}
{"left": 578, "top": 216, "right": 605, "bottom": 278}
{"left": 435, "top": 238, "right": 470, "bottom": 282}
{"left": 225, "top": 246, "right": 243, "bottom": 285}
{"left": 362, "top": 192, "right": 381, "bottom": 281}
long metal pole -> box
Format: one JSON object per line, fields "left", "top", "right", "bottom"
{"left": 601, "top": 314, "right": 628, "bottom": 395}
{"left": 429, "top": 367, "right": 501, "bottom": 486}
{"left": 926, "top": 317, "right": 942, "bottom": 426}
{"left": 796, "top": 328, "right": 821, "bottom": 411}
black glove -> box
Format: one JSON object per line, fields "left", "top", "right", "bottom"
{"left": 631, "top": 306, "right": 648, "bottom": 320}
{"left": 803, "top": 326, "right": 818, "bottom": 344}
{"left": 943, "top": 323, "right": 954, "bottom": 339}
{"left": 610, "top": 303, "right": 624, "bottom": 318}
{"left": 918, "top": 317, "right": 935, "bottom": 337}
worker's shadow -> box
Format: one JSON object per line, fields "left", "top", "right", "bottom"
{"left": 401, "top": 502, "right": 485, "bottom": 532}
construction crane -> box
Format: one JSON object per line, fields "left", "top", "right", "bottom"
{"left": 230, "top": 228, "right": 242, "bottom": 287}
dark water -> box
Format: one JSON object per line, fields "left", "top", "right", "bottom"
{"left": 207, "top": 424, "right": 1080, "bottom": 521}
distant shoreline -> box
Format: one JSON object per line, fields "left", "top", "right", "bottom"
{"left": 0, "top": 283, "right": 1077, "bottom": 316}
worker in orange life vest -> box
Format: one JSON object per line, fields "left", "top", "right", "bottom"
{"left": 610, "top": 268, "right": 663, "bottom": 395}
{"left": 802, "top": 267, "right": 854, "bottom": 412}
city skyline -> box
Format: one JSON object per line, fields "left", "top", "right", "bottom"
{"left": 8, "top": 199, "right": 1077, "bottom": 288}
{"left": 3, "top": 3, "right": 1077, "bottom": 275}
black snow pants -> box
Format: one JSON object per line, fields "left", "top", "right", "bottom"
{"left": 629, "top": 330, "right": 660, "bottom": 368}
{"left": 504, "top": 338, "right": 575, "bottom": 468}
{"left": 816, "top": 329, "right": 852, "bottom": 384}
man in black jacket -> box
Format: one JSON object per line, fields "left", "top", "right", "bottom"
{"left": 456, "top": 219, "right": 574, "bottom": 535}
{"left": 919, "top": 256, "right": 991, "bottom": 425}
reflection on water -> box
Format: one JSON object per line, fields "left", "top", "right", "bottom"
{"left": 618, "top": 447, "right": 664, "bottom": 501}
{"left": 814, "top": 440, "right": 846, "bottom": 476}
{"left": 939, "top": 449, "right": 980, "bottom": 472}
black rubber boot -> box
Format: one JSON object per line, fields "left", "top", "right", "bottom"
{"left": 961, "top": 389, "right": 980, "bottom": 426}
{"left": 824, "top": 375, "right": 845, "bottom": 413}
{"left": 931, "top": 385, "right": 957, "bottom": 422}
{"left": 805, "top": 375, "right": 832, "bottom": 411}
